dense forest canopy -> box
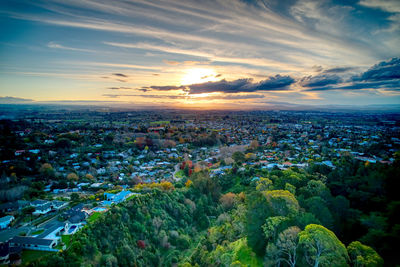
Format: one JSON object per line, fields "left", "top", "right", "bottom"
{"left": 31, "top": 155, "right": 399, "bottom": 267}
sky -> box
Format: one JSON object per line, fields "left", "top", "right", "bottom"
{"left": 0, "top": 0, "right": 400, "bottom": 109}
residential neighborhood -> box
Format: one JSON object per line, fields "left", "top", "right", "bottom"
{"left": 0, "top": 109, "right": 399, "bottom": 265}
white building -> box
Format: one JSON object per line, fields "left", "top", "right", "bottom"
{"left": 0, "top": 215, "right": 14, "bottom": 229}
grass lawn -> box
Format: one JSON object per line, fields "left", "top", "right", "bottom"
{"left": 88, "top": 212, "right": 102, "bottom": 223}
{"left": 21, "top": 250, "right": 54, "bottom": 265}
{"left": 31, "top": 229, "right": 44, "bottom": 235}
{"left": 61, "top": 235, "right": 72, "bottom": 247}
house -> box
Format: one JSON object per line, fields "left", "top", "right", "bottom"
{"left": 0, "top": 242, "right": 22, "bottom": 265}
{"left": 62, "top": 204, "right": 88, "bottom": 227}
{"left": 9, "top": 236, "right": 58, "bottom": 251}
{"left": 103, "top": 190, "right": 133, "bottom": 205}
{"left": 51, "top": 200, "right": 68, "bottom": 210}
{"left": 33, "top": 203, "right": 52, "bottom": 215}
{"left": 0, "top": 216, "right": 14, "bottom": 229}
{"left": 37, "top": 222, "right": 65, "bottom": 240}
{"left": 30, "top": 199, "right": 49, "bottom": 208}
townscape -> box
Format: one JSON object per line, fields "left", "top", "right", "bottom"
{"left": 0, "top": 107, "right": 399, "bottom": 266}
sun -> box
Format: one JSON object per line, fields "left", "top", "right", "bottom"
{"left": 181, "top": 68, "right": 219, "bottom": 85}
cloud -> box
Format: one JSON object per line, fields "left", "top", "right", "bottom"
{"left": 306, "top": 80, "right": 400, "bottom": 91}
{"left": 112, "top": 73, "right": 128, "bottom": 78}
{"left": 0, "top": 96, "right": 34, "bottom": 103}
{"left": 143, "top": 85, "right": 187, "bottom": 91}
{"left": 359, "top": 0, "right": 400, "bottom": 13}
{"left": 213, "top": 94, "right": 265, "bottom": 100}
{"left": 102, "top": 93, "right": 265, "bottom": 100}
{"left": 163, "top": 60, "right": 180, "bottom": 65}
{"left": 76, "top": 61, "right": 159, "bottom": 70}
{"left": 103, "top": 94, "right": 185, "bottom": 99}
{"left": 186, "top": 75, "right": 294, "bottom": 94}
{"left": 107, "top": 87, "right": 133, "bottom": 90}
{"left": 47, "top": 41, "right": 95, "bottom": 53}
{"left": 104, "top": 41, "right": 303, "bottom": 70}
{"left": 323, "top": 67, "right": 356, "bottom": 73}
{"left": 301, "top": 58, "right": 400, "bottom": 91}
{"left": 353, "top": 57, "right": 400, "bottom": 81}
{"left": 163, "top": 60, "right": 207, "bottom": 66}
{"left": 136, "top": 74, "right": 294, "bottom": 94}
{"left": 299, "top": 74, "right": 342, "bottom": 87}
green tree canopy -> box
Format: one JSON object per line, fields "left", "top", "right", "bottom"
{"left": 347, "top": 241, "right": 383, "bottom": 267}
{"left": 298, "top": 224, "right": 349, "bottom": 267}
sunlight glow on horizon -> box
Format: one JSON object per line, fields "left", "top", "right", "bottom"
{"left": 180, "top": 68, "right": 219, "bottom": 85}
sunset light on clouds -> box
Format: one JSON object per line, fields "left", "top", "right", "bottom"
{"left": 1, "top": 0, "right": 400, "bottom": 108}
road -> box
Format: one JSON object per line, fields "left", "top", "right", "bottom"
{"left": 0, "top": 211, "right": 62, "bottom": 242}
{"left": 172, "top": 163, "right": 181, "bottom": 181}
{"left": 0, "top": 225, "right": 34, "bottom": 242}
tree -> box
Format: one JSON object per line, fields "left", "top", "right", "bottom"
{"left": 347, "top": 241, "right": 383, "bottom": 267}
{"left": 22, "top": 206, "right": 36, "bottom": 222}
{"left": 263, "top": 190, "right": 299, "bottom": 217}
{"left": 298, "top": 224, "right": 349, "bottom": 267}
{"left": 100, "top": 254, "right": 118, "bottom": 267}
{"left": 255, "top": 177, "right": 273, "bottom": 192}
{"left": 185, "top": 179, "right": 192, "bottom": 188}
{"left": 67, "top": 173, "right": 79, "bottom": 182}
{"left": 262, "top": 216, "right": 289, "bottom": 242}
{"left": 304, "top": 196, "right": 334, "bottom": 229}
{"left": 232, "top": 151, "right": 245, "bottom": 164}
{"left": 249, "top": 139, "right": 259, "bottom": 150}
{"left": 85, "top": 174, "right": 94, "bottom": 181}
{"left": 274, "top": 226, "right": 301, "bottom": 267}
{"left": 301, "top": 179, "right": 330, "bottom": 199}
{"left": 70, "top": 192, "right": 80, "bottom": 202}
{"left": 104, "top": 134, "right": 114, "bottom": 145}
{"left": 246, "top": 191, "right": 269, "bottom": 255}
{"left": 39, "top": 163, "right": 55, "bottom": 179}
{"left": 55, "top": 138, "right": 72, "bottom": 151}
{"left": 219, "top": 192, "right": 236, "bottom": 210}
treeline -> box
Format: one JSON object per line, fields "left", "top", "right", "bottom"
{"left": 31, "top": 156, "right": 399, "bottom": 266}
{"left": 184, "top": 167, "right": 385, "bottom": 266}
{"left": 30, "top": 186, "right": 220, "bottom": 267}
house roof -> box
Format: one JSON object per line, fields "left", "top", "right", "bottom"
{"left": 35, "top": 203, "right": 51, "bottom": 211}
{"left": 9, "top": 236, "right": 54, "bottom": 246}
{"left": 0, "top": 216, "right": 14, "bottom": 223}
{"left": 52, "top": 200, "right": 67, "bottom": 207}
{"left": 31, "top": 199, "right": 48, "bottom": 206}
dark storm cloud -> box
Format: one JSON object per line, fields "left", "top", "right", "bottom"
{"left": 299, "top": 74, "right": 342, "bottom": 87}
{"left": 353, "top": 57, "right": 400, "bottom": 81}
{"left": 302, "top": 58, "right": 400, "bottom": 91}
{"left": 306, "top": 80, "right": 400, "bottom": 91}
{"left": 323, "top": 67, "right": 356, "bottom": 73}
{"left": 187, "top": 75, "right": 294, "bottom": 94}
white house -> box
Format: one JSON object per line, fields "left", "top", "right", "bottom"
{"left": 33, "top": 203, "right": 52, "bottom": 215}
{"left": 0, "top": 215, "right": 14, "bottom": 229}
{"left": 9, "top": 236, "right": 58, "bottom": 251}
